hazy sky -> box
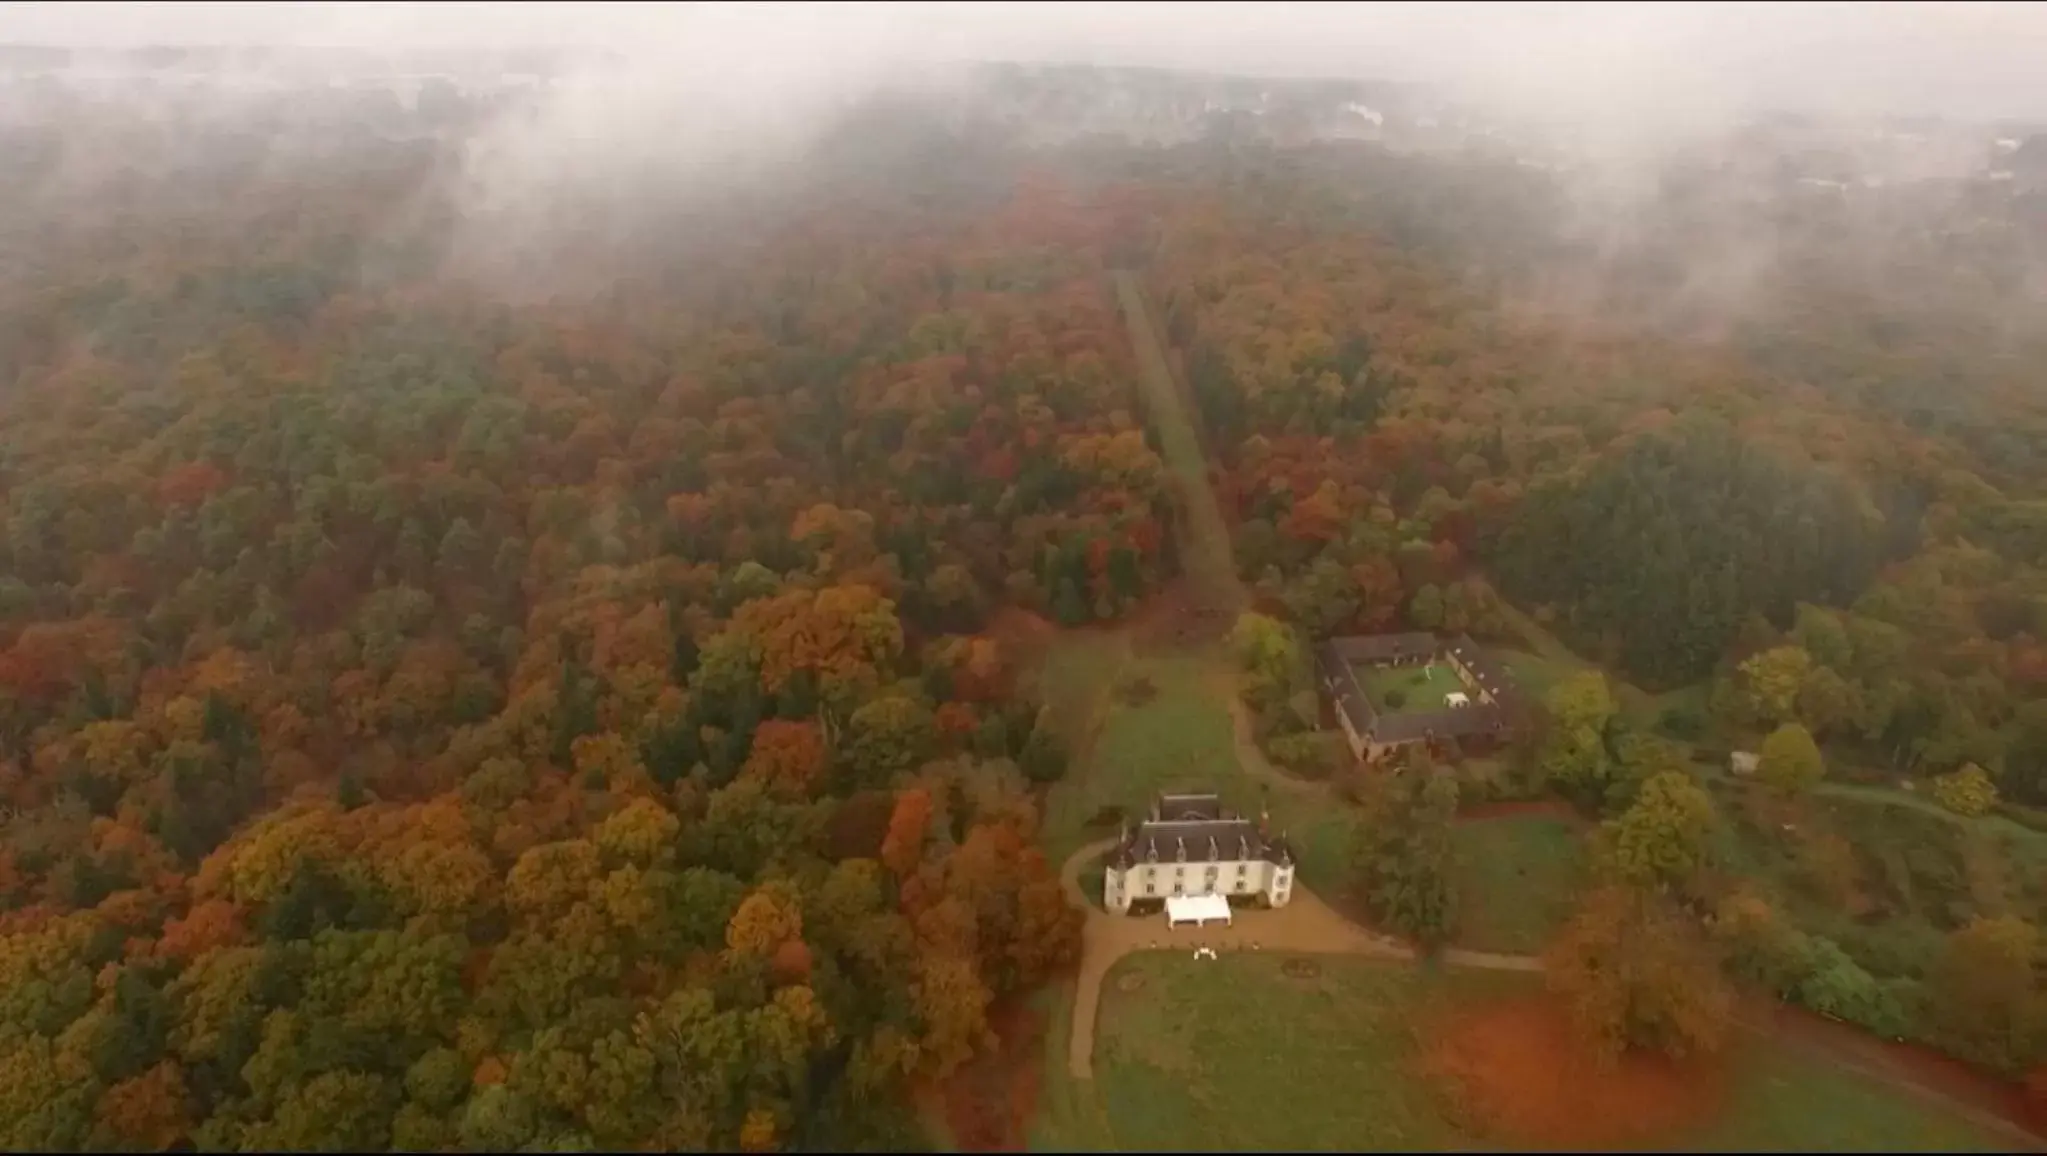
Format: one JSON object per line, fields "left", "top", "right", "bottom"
{"left": 6, "top": 1, "right": 2047, "bottom": 121}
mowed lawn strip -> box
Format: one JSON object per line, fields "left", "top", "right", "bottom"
{"left": 1042, "top": 655, "right": 1239, "bottom": 860}
{"left": 1041, "top": 651, "right": 1353, "bottom": 871}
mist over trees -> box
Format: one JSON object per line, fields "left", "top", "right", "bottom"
{"left": 0, "top": 21, "right": 2046, "bottom": 1149}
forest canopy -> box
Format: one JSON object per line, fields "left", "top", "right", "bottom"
{"left": 2, "top": 57, "right": 2047, "bottom": 1152}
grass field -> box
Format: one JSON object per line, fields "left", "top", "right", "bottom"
{"left": 1490, "top": 599, "right": 1708, "bottom": 727}
{"left": 1451, "top": 813, "right": 1586, "bottom": 954}
{"left": 1040, "top": 649, "right": 1235, "bottom": 864}
{"left": 1500, "top": 648, "right": 1584, "bottom": 704}
{"left": 1038, "top": 644, "right": 1358, "bottom": 882}
{"left": 1047, "top": 952, "right": 1523, "bottom": 1150}
{"left": 1028, "top": 952, "right": 2012, "bottom": 1153}
{"left": 1031, "top": 630, "right": 1134, "bottom": 747}
{"left": 1016, "top": 278, "right": 2032, "bottom": 1153}
{"left": 1693, "top": 1048, "right": 2011, "bottom": 1152}
{"left": 1364, "top": 661, "right": 1469, "bottom": 715}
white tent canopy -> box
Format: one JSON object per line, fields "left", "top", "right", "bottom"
{"left": 1165, "top": 893, "right": 1233, "bottom": 928}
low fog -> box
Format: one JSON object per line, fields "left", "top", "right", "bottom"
{"left": 5, "top": 2, "right": 2047, "bottom": 316}
{"left": 15, "top": 2, "right": 2047, "bottom": 120}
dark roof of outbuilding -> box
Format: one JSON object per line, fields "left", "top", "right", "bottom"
{"left": 1317, "top": 632, "right": 1528, "bottom": 746}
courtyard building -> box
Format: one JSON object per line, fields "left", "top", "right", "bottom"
{"left": 1315, "top": 631, "right": 1526, "bottom": 764}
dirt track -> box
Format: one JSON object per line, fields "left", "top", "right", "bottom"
{"left": 1056, "top": 271, "right": 1543, "bottom": 1084}
{"left": 1058, "top": 835, "right": 1422, "bottom": 1079}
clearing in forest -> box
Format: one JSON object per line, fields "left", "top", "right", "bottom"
{"left": 1112, "top": 269, "right": 1243, "bottom": 618}
{"left": 1039, "top": 651, "right": 1357, "bottom": 882}
{"left": 1058, "top": 953, "right": 2012, "bottom": 1153}
{"left": 1074, "top": 952, "right": 1522, "bottom": 1151}
{"left": 993, "top": 275, "right": 2046, "bottom": 1156}
{"left": 1449, "top": 812, "right": 1586, "bottom": 955}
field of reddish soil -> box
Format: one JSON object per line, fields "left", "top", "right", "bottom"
{"left": 1418, "top": 994, "right": 1728, "bottom": 1150}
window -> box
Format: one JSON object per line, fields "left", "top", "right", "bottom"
{"left": 1144, "top": 882, "right": 1155, "bottom": 896}
{"left": 1236, "top": 864, "right": 1247, "bottom": 878}
{"left": 1204, "top": 866, "right": 1219, "bottom": 883}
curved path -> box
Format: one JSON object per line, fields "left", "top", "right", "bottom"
{"left": 1220, "top": 681, "right": 1329, "bottom": 799}
{"left": 1054, "top": 808, "right": 2037, "bottom": 1150}
{"left": 1057, "top": 832, "right": 1536, "bottom": 1081}
{"left": 1076, "top": 273, "right": 2042, "bottom": 1148}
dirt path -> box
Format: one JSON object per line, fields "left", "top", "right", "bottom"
{"left": 1219, "top": 676, "right": 1332, "bottom": 800}
{"left": 1055, "top": 834, "right": 2035, "bottom": 1149}
{"left": 1059, "top": 835, "right": 1133, "bottom": 1082}
{"left": 1735, "top": 1005, "right": 2047, "bottom": 1151}
{"left": 1058, "top": 834, "right": 1419, "bottom": 1080}
{"left": 1070, "top": 275, "right": 2046, "bottom": 1146}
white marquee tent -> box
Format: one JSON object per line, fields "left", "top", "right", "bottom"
{"left": 1164, "top": 893, "right": 1233, "bottom": 929}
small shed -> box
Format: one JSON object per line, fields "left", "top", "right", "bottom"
{"left": 1444, "top": 691, "right": 1470, "bottom": 709}
{"left": 1165, "top": 893, "right": 1233, "bottom": 929}
{"left": 1730, "top": 751, "right": 1761, "bottom": 777}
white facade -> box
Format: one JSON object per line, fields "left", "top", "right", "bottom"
{"left": 1104, "top": 852, "right": 1294, "bottom": 914}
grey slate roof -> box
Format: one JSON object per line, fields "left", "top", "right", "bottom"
{"left": 1446, "top": 633, "right": 1522, "bottom": 710}
{"left": 1111, "top": 793, "right": 1293, "bottom": 869}
{"left": 1363, "top": 703, "right": 1512, "bottom": 744}
{"left": 1328, "top": 631, "right": 1439, "bottom": 665}
{"left": 1317, "top": 641, "right": 1377, "bottom": 737}
{"left": 1318, "top": 632, "right": 1526, "bottom": 747}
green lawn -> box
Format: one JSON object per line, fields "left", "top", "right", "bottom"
{"left": 1029, "top": 952, "right": 2014, "bottom": 1153}
{"left": 1490, "top": 598, "right": 1708, "bottom": 729}
{"left": 1031, "top": 630, "right": 1134, "bottom": 748}
{"left": 1041, "top": 653, "right": 1238, "bottom": 863}
{"left": 1501, "top": 648, "right": 1583, "bottom": 704}
{"left": 1040, "top": 650, "right": 1357, "bottom": 882}
{"left": 1451, "top": 813, "right": 1586, "bottom": 954}
{"left": 1364, "top": 660, "right": 1469, "bottom": 715}
{"left": 1689, "top": 1047, "right": 2010, "bottom": 1152}
{"left": 1042, "top": 952, "right": 1522, "bottom": 1151}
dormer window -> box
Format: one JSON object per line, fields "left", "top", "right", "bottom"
{"left": 1145, "top": 844, "right": 1158, "bottom": 864}
{"left": 1175, "top": 838, "right": 1187, "bottom": 863}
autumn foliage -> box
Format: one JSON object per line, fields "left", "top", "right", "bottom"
{"left": 0, "top": 95, "right": 1143, "bottom": 1151}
